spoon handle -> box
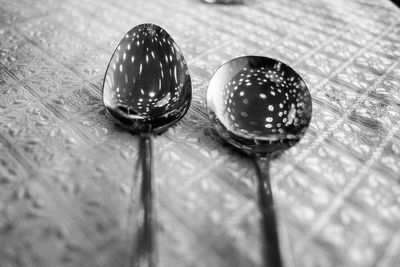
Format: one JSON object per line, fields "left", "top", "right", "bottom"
{"left": 252, "top": 154, "right": 283, "bottom": 267}
{"left": 134, "top": 135, "right": 157, "bottom": 267}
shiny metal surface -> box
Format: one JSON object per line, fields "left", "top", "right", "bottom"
{"left": 207, "top": 56, "right": 312, "bottom": 155}
{"left": 102, "top": 23, "right": 192, "bottom": 267}
{"left": 103, "top": 23, "right": 191, "bottom": 134}
{"left": 207, "top": 56, "right": 312, "bottom": 267}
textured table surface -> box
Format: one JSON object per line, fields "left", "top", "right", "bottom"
{"left": 1, "top": 0, "right": 400, "bottom": 266}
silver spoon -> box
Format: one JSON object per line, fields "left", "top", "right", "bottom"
{"left": 206, "top": 56, "right": 312, "bottom": 267}
{"left": 102, "top": 23, "right": 192, "bottom": 267}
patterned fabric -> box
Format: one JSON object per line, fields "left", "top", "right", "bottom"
{"left": 0, "top": 0, "right": 399, "bottom": 266}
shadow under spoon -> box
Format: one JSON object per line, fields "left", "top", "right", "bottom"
{"left": 102, "top": 23, "right": 192, "bottom": 267}
{"left": 206, "top": 56, "right": 312, "bottom": 267}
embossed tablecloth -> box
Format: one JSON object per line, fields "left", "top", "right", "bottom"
{"left": 1, "top": 0, "right": 400, "bottom": 266}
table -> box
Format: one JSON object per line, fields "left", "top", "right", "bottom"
{"left": 1, "top": 0, "right": 400, "bottom": 266}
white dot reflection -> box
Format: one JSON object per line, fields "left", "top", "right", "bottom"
{"left": 174, "top": 65, "right": 177, "bottom": 83}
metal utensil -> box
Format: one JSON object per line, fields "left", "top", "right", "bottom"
{"left": 206, "top": 56, "right": 312, "bottom": 267}
{"left": 103, "top": 23, "right": 192, "bottom": 267}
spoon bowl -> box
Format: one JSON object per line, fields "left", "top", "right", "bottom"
{"left": 207, "top": 56, "right": 312, "bottom": 154}
{"left": 102, "top": 23, "right": 192, "bottom": 267}
{"left": 206, "top": 56, "right": 312, "bottom": 267}
{"left": 103, "top": 23, "right": 191, "bottom": 134}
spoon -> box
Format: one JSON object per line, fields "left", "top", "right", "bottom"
{"left": 102, "top": 23, "right": 192, "bottom": 267}
{"left": 206, "top": 56, "right": 312, "bottom": 267}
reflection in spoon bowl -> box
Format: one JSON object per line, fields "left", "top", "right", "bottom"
{"left": 207, "top": 56, "right": 312, "bottom": 154}
{"left": 103, "top": 23, "right": 191, "bottom": 134}
{"left": 207, "top": 56, "right": 312, "bottom": 267}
